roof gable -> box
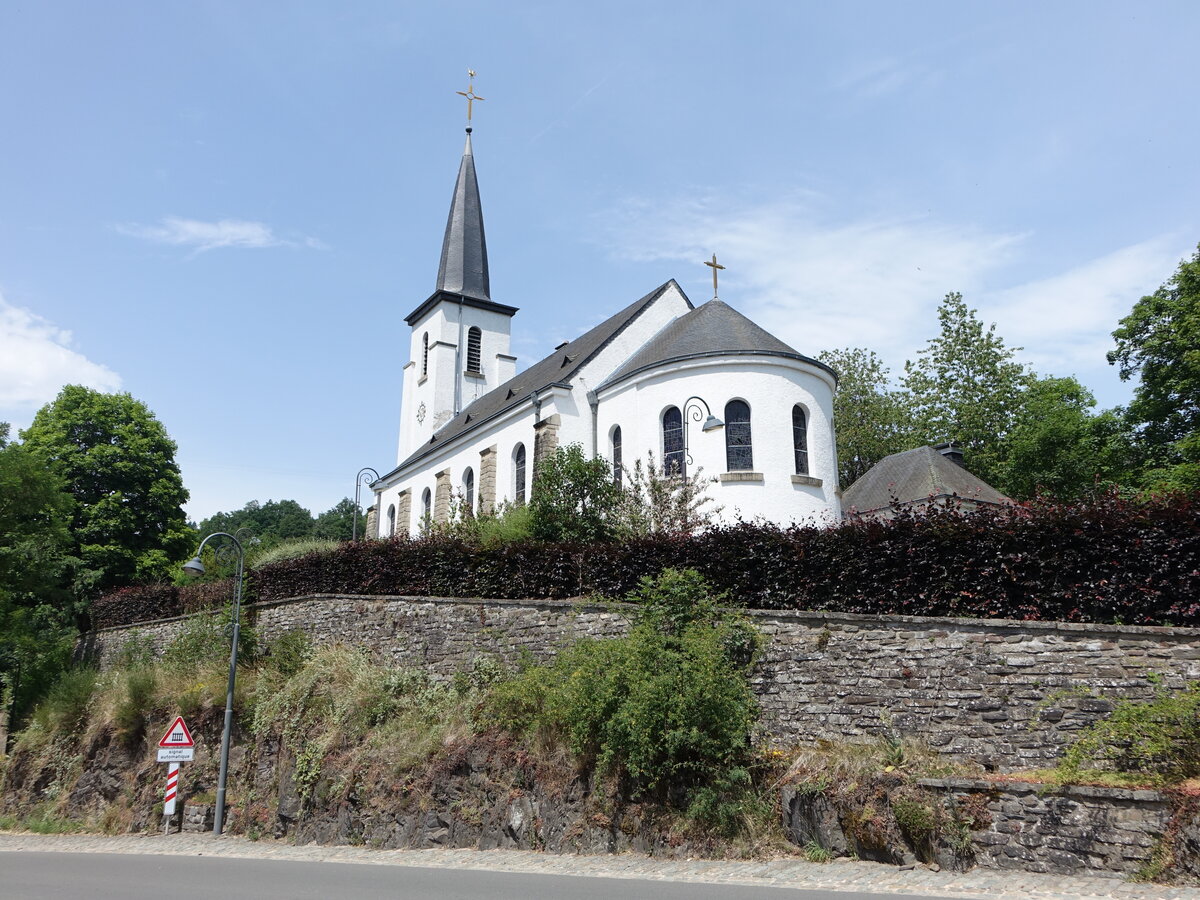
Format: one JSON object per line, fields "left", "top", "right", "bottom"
{"left": 385, "top": 280, "right": 685, "bottom": 477}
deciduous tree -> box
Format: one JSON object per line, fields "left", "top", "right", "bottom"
{"left": 818, "top": 348, "right": 913, "bottom": 488}
{"left": 1109, "top": 245, "right": 1200, "bottom": 491}
{"left": 903, "top": 292, "right": 1031, "bottom": 483}
{"left": 20, "top": 387, "right": 192, "bottom": 593}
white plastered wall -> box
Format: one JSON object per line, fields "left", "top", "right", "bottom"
{"left": 594, "top": 355, "right": 840, "bottom": 526}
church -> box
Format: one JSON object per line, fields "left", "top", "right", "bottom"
{"left": 371, "top": 119, "right": 842, "bottom": 536}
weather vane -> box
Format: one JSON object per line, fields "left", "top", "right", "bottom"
{"left": 704, "top": 253, "right": 725, "bottom": 300}
{"left": 456, "top": 69, "right": 485, "bottom": 127}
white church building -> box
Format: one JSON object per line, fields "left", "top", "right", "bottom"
{"left": 372, "top": 125, "right": 841, "bottom": 535}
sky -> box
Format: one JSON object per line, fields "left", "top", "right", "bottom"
{"left": 2, "top": 1, "right": 1198, "bottom": 522}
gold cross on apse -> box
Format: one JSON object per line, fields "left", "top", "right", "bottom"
{"left": 704, "top": 253, "right": 725, "bottom": 299}
{"left": 456, "top": 69, "right": 485, "bottom": 122}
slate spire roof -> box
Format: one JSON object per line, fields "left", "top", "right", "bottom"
{"left": 435, "top": 130, "right": 490, "bottom": 301}
{"left": 600, "top": 299, "right": 837, "bottom": 388}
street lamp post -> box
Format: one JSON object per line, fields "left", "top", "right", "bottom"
{"left": 353, "top": 467, "right": 380, "bottom": 541}
{"left": 682, "top": 396, "right": 724, "bottom": 467}
{"left": 181, "top": 531, "right": 245, "bottom": 837}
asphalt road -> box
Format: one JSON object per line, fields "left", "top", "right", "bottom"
{"left": 1, "top": 851, "right": 964, "bottom": 900}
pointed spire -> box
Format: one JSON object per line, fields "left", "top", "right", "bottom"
{"left": 435, "top": 129, "right": 490, "bottom": 301}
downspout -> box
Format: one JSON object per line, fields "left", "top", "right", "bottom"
{"left": 586, "top": 389, "right": 599, "bottom": 457}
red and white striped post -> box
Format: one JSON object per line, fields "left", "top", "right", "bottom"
{"left": 163, "top": 762, "right": 180, "bottom": 818}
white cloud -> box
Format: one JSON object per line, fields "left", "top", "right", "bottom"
{"left": 983, "top": 237, "right": 1187, "bottom": 378}
{"left": 0, "top": 293, "right": 122, "bottom": 413}
{"left": 601, "top": 193, "right": 1020, "bottom": 370}
{"left": 600, "top": 191, "right": 1183, "bottom": 408}
{"left": 116, "top": 217, "right": 323, "bottom": 253}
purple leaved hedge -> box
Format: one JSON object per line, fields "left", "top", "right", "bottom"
{"left": 95, "top": 492, "right": 1200, "bottom": 630}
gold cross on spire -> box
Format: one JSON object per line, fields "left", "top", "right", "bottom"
{"left": 704, "top": 253, "right": 725, "bottom": 300}
{"left": 456, "top": 69, "right": 485, "bottom": 124}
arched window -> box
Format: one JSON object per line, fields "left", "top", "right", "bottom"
{"left": 421, "top": 487, "right": 432, "bottom": 520}
{"left": 466, "top": 326, "right": 482, "bottom": 374}
{"left": 611, "top": 425, "right": 623, "bottom": 487}
{"left": 513, "top": 443, "right": 527, "bottom": 505}
{"left": 421, "top": 333, "right": 429, "bottom": 377}
{"left": 662, "top": 406, "right": 684, "bottom": 476}
{"left": 793, "top": 405, "right": 809, "bottom": 475}
{"left": 463, "top": 467, "right": 475, "bottom": 515}
{"left": 386, "top": 504, "right": 396, "bottom": 537}
{"left": 725, "top": 400, "right": 753, "bottom": 471}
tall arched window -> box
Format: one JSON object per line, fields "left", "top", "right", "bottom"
{"left": 725, "top": 400, "right": 753, "bottom": 471}
{"left": 611, "top": 425, "right": 623, "bottom": 487}
{"left": 513, "top": 443, "right": 527, "bottom": 504}
{"left": 792, "top": 405, "right": 809, "bottom": 475}
{"left": 421, "top": 333, "right": 429, "bottom": 377}
{"left": 466, "top": 326, "right": 482, "bottom": 374}
{"left": 463, "top": 467, "right": 475, "bottom": 514}
{"left": 421, "top": 487, "right": 432, "bottom": 520}
{"left": 386, "top": 504, "right": 396, "bottom": 537}
{"left": 662, "top": 407, "right": 684, "bottom": 476}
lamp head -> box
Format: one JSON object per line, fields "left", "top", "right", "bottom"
{"left": 182, "top": 556, "right": 206, "bottom": 578}
{"left": 701, "top": 415, "right": 725, "bottom": 432}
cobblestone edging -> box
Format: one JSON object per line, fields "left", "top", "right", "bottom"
{"left": 79, "top": 594, "right": 1200, "bottom": 772}
{"left": 3, "top": 832, "right": 1199, "bottom": 900}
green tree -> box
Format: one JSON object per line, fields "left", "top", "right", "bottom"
{"left": 0, "top": 429, "right": 80, "bottom": 732}
{"left": 529, "top": 443, "right": 622, "bottom": 542}
{"left": 993, "top": 376, "right": 1133, "bottom": 500}
{"left": 902, "top": 292, "right": 1031, "bottom": 483}
{"left": 20, "top": 386, "right": 193, "bottom": 593}
{"left": 1109, "top": 245, "right": 1200, "bottom": 491}
{"left": 818, "top": 347, "right": 913, "bottom": 488}
{"left": 198, "top": 499, "right": 314, "bottom": 546}
{"left": 314, "top": 498, "right": 357, "bottom": 541}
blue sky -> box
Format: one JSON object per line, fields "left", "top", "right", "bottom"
{"left": 2, "top": 1, "right": 1198, "bottom": 521}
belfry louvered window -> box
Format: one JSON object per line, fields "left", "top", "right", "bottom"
{"left": 724, "top": 400, "right": 753, "bottom": 471}
{"left": 514, "top": 443, "right": 527, "bottom": 504}
{"left": 466, "top": 327, "right": 482, "bottom": 374}
{"left": 662, "top": 407, "right": 685, "bottom": 477}
{"left": 422, "top": 333, "right": 429, "bottom": 377}
{"left": 793, "top": 405, "right": 809, "bottom": 475}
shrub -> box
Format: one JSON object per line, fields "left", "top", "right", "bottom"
{"left": 114, "top": 669, "right": 156, "bottom": 745}
{"left": 529, "top": 444, "right": 622, "bottom": 542}
{"left": 485, "top": 570, "right": 762, "bottom": 814}
{"left": 1059, "top": 682, "right": 1200, "bottom": 781}
{"left": 162, "top": 606, "right": 256, "bottom": 671}
{"left": 33, "top": 668, "right": 97, "bottom": 734}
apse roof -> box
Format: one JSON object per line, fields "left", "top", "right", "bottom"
{"left": 600, "top": 299, "right": 836, "bottom": 389}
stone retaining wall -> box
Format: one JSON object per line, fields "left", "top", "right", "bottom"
{"left": 919, "top": 778, "right": 1169, "bottom": 878}
{"left": 80, "top": 594, "right": 1200, "bottom": 771}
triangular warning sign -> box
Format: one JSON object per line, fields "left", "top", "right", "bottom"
{"left": 158, "top": 716, "right": 195, "bottom": 748}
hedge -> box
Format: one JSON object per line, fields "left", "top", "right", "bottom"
{"left": 91, "top": 578, "right": 235, "bottom": 630}
{"left": 94, "top": 492, "right": 1200, "bottom": 629}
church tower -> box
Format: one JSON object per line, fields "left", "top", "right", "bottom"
{"left": 397, "top": 85, "right": 518, "bottom": 464}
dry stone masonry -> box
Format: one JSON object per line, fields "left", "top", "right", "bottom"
{"left": 84, "top": 593, "right": 1200, "bottom": 774}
